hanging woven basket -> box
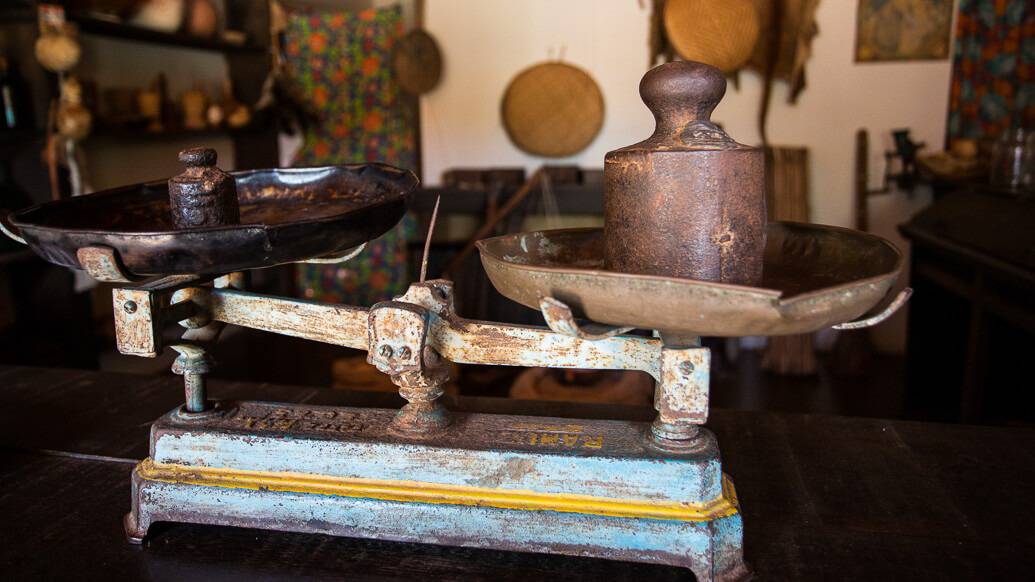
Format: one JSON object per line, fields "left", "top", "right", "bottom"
{"left": 663, "top": 0, "right": 760, "bottom": 74}
{"left": 500, "top": 62, "right": 605, "bottom": 158}
{"left": 392, "top": 29, "right": 443, "bottom": 95}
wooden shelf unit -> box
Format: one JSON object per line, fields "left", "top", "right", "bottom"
{"left": 69, "top": 14, "right": 264, "bottom": 54}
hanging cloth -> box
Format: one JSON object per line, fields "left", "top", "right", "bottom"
{"left": 748, "top": 0, "right": 821, "bottom": 145}
{"left": 948, "top": 0, "right": 1034, "bottom": 140}
{"left": 282, "top": 5, "right": 416, "bottom": 305}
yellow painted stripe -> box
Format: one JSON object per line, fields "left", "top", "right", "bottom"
{"left": 137, "top": 459, "right": 739, "bottom": 522}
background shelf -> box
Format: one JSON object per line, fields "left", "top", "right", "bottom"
{"left": 70, "top": 14, "right": 265, "bottom": 54}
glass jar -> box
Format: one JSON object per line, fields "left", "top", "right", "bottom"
{"left": 989, "top": 128, "right": 1034, "bottom": 193}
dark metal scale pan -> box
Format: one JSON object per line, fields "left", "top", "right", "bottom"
{"left": 6, "top": 163, "right": 416, "bottom": 277}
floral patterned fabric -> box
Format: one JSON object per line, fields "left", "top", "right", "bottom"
{"left": 283, "top": 5, "right": 415, "bottom": 305}
{"left": 948, "top": 0, "right": 1034, "bottom": 140}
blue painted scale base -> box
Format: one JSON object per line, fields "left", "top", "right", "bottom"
{"left": 124, "top": 400, "right": 749, "bottom": 581}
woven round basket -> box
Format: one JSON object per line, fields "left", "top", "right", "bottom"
{"left": 663, "top": 0, "right": 760, "bottom": 74}
{"left": 501, "top": 62, "right": 605, "bottom": 158}
{"left": 392, "top": 29, "right": 443, "bottom": 95}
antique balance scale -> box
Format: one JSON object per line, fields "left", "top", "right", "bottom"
{"left": 2, "top": 62, "right": 907, "bottom": 580}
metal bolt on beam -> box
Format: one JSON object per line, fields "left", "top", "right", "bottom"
{"left": 183, "top": 373, "right": 206, "bottom": 413}
{"left": 170, "top": 344, "right": 215, "bottom": 414}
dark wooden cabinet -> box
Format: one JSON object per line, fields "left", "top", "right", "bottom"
{"left": 900, "top": 191, "right": 1035, "bottom": 423}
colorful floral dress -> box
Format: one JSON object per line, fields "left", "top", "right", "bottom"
{"left": 949, "top": 0, "right": 1034, "bottom": 140}
{"left": 283, "top": 5, "right": 415, "bottom": 305}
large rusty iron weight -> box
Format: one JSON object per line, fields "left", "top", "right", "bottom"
{"left": 604, "top": 60, "right": 766, "bottom": 286}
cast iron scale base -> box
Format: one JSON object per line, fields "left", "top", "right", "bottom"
{"left": 106, "top": 272, "right": 751, "bottom": 580}
{"left": 1, "top": 62, "right": 908, "bottom": 580}
{"left": 126, "top": 403, "right": 746, "bottom": 580}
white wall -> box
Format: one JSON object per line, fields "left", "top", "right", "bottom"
{"left": 422, "top": 0, "right": 956, "bottom": 352}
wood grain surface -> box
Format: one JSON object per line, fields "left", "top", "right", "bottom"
{"left": 1, "top": 365, "right": 1033, "bottom": 580}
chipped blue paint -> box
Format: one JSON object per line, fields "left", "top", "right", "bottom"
{"left": 133, "top": 475, "right": 744, "bottom": 579}
{"left": 153, "top": 404, "right": 724, "bottom": 503}
{"left": 131, "top": 403, "right": 748, "bottom": 579}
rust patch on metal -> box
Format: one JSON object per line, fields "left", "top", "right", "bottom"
{"left": 370, "top": 282, "right": 458, "bottom": 435}
{"left": 112, "top": 287, "right": 159, "bottom": 356}
{"left": 208, "top": 289, "right": 369, "bottom": 350}
{"left": 77, "top": 245, "right": 137, "bottom": 283}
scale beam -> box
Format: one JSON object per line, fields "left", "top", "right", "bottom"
{"left": 144, "top": 279, "right": 712, "bottom": 434}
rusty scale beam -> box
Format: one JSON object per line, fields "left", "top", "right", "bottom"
{"left": 145, "top": 279, "right": 711, "bottom": 436}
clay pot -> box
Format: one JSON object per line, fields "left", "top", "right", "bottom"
{"left": 130, "top": 0, "right": 184, "bottom": 33}
{"left": 950, "top": 138, "right": 979, "bottom": 160}
{"left": 35, "top": 28, "right": 81, "bottom": 73}
{"left": 206, "top": 103, "right": 224, "bottom": 127}
{"left": 137, "top": 89, "right": 163, "bottom": 132}
{"left": 57, "top": 77, "right": 92, "bottom": 140}
{"left": 181, "top": 86, "right": 207, "bottom": 130}
{"left": 186, "top": 0, "right": 219, "bottom": 38}
{"left": 220, "top": 79, "right": 250, "bottom": 129}
{"left": 57, "top": 102, "right": 92, "bottom": 140}
{"left": 225, "top": 103, "right": 250, "bottom": 128}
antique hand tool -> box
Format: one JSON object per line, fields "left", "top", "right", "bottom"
{"left": 2, "top": 62, "right": 907, "bottom": 581}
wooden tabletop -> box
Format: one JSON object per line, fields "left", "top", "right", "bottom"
{"left": 2, "top": 364, "right": 1033, "bottom": 581}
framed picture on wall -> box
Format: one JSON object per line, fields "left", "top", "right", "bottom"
{"left": 855, "top": 0, "right": 954, "bottom": 62}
